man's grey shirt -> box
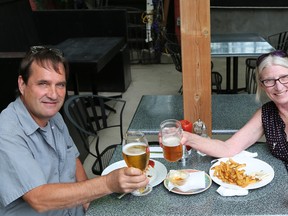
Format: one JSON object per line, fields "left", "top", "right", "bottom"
{"left": 0, "top": 97, "right": 84, "bottom": 215}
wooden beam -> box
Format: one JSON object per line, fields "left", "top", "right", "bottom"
{"left": 162, "top": 0, "right": 170, "bottom": 28}
{"left": 180, "top": 0, "right": 212, "bottom": 136}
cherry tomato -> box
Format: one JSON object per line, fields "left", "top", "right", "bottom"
{"left": 148, "top": 160, "right": 155, "bottom": 168}
{"left": 180, "top": 119, "right": 193, "bottom": 132}
{"left": 180, "top": 120, "right": 193, "bottom": 151}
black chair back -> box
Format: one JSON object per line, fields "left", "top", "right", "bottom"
{"left": 165, "top": 42, "right": 182, "bottom": 72}
{"left": 211, "top": 71, "right": 222, "bottom": 94}
{"left": 245, "top": 58, "right": 257, "bottom": 94}
{"left": 165, "top": 42, "right": 223, "bottom": 94}
{"left": 165, "top": 42, "right": 183, "bottom": 94}
{"left": 268, "top": 31, "right": 288, "bottom": 51}
{"left": 64, "top": 94, "right": 126, "bottom": 175}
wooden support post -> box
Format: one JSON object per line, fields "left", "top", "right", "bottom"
{"left": 180, "top": 0, "right": 212, "bottom": 136}
{"left": 162, "top": 0, "right": 170, "bottom": 28}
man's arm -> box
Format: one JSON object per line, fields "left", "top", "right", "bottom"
{"left": 75, "top": 158, "right": 88, "bottom": 182}
{"left": 75, "top": 158, "right": 90, "bottom": 211}
{"left": 22, "top": 165, "right": 148, "bottom": 213}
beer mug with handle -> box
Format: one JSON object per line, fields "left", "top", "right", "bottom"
{"left": 160, "top": 119, "right": 183, "bottom": 162}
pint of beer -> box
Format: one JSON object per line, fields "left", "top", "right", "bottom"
{"left": 162, "top": 136, "right": 182, "bottom": 162}
{"left": 122, "top": 131, "right": 153, "bottom": 196}
{"left": 160, "top": 119, "right": 183, "bottom": 162}
{"left": 122, "top": 142, "right": 149, "bottom": 171}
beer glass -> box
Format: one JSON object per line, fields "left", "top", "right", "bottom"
{"left": 160, "top": 119, "right": 183, "bottom": 162}
{"left": 122, "top": 131, "right": 152, "bottom": 196}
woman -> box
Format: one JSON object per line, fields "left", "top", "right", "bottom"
{"left": 181, "top": 50, "right": 288, "bottom": 169}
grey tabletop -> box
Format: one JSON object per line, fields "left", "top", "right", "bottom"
{"left": 86, "top": 143, "right": 288, "bottom": 216}
{"left": 210, "top": 33, "right": 274, "bottom": 93}
{"left": 211, "top": 33, "right": 274, "bottom": 57}
{"left": 127, "top": 94, "right": 261, "bottom": 136}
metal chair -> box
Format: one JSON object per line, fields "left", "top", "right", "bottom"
{"left": 268, "top": 31, "right": 288, "bottom": 51}
{"left": 165, "top": 42, "right": 183, "bottom": 94}
{"left": 211, "top": 61, "right": 223, "bottom": 93}
{"left": 64, "top": 94, "right": 126, "bottom": 175}
{"left": 165, "top": 42, "right": 222, "bottom": 94}
{"left": 211, "top": 71, "right": 222, "bottom": 93}
{"left": 163, "top": 32, "right": 180, "bottom": 44}
{"left": 245, "top": 58, "right": 257, "bottom": 94}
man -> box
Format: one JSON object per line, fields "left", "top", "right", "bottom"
{"left": 0, "top": 46, "right": 148, "bottom": 215}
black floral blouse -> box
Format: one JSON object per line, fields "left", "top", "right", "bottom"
{"left": 262, "top": 101, "right": 288, "bottom": 169}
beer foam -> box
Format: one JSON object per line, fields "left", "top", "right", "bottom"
{"left": 162, "top": 136, "right": 180, "bottom": 147}
{"left": 123, "top": 142, "right": 147, "bottom": 156}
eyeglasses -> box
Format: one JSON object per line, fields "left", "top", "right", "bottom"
{"left": 256, "top": 50, "right": 288, "bottom": 67}
{"left": 30, "top": 46, "right": 63, "bottom": 57}
{"left": 261, "top": 74, "right": 288, "bottom": 87}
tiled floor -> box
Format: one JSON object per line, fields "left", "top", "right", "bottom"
{"left": 83, "top": 57, "right": 248, "bottom": 178}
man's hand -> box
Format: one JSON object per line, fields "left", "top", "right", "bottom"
{"left": 105, "top": 167, "right": 149, "bottom": 194}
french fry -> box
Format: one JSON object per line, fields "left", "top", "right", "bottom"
{"left": 211, "top": 158, "right": 260, "bottom": 188}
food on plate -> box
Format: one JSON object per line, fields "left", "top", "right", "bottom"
{"left": 167, "top": 170, "right": 189, "bottom": 186}
{"left": 146, "top": 160, "right": 155, "bottom": 178}
{"left": 211, "top": 158, "right": 260, "bottom": 188}
{"left": 148, "top": 160, "right": 155, "bottom": 168}
{"left": 250, "top": 170, "right": 271, "bottom": 181}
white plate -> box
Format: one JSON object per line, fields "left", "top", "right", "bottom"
{"left": 102, "top": 159, "right": 167, "bottom": 187}
{"left": 209, "top": 157, "right": 275, "bottom": 190}
{"left": 163, "top": 169, "right": 212, "bottom": 195}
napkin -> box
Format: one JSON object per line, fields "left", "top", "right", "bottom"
{"left": 216, "top": 186, "right": 248, "bottom": 196}
{"left": 150, "top": 146, "right": 164, "bottom": 158}
{"left": 234, "top": 150, "right": 258, "bottom": 158}
{"left": 167, "top": 170, "right": 206, "bottom": 192}
{"left": 210, "top": 151, "right": 258, "bottom": 164}
{"left": 215, "top": 150, "right": 257, "bottom": 197}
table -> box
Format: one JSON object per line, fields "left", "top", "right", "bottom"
{"left": 128, "top": 94, "right": 261, "bottom": 136}
{"left": 211, "top": 33, "right": 275, "bottom": 93}
{"left": 55, "top": 37, "right": 125, "bottom": 95}
{"left": 86, "top": 143, "right": 288, "bottom": 216}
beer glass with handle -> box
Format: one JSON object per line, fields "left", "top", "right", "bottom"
{"left": 122, "top": 131, "right": 152, "bottom": 196}
{"left": 160, "top": 119, "right": 183, "bottom": 162}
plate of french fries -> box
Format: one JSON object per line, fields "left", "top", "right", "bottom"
{"left": 209, "top": 157, "right": 274, "bottom": 190}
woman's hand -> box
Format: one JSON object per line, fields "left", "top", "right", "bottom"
{"left": 180, "top": 131, "right": 203, "bottom": 149}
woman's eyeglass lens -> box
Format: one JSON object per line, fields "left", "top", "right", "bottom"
{"left": 261, "top": 75, "right": 288, "bottom": 87}
{"left": 256, "top": 50, "right": 288, "bottom": 67}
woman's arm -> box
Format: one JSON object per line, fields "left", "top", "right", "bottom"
{"left": 181, "top": 109, "right": 264, "bottom": 157}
